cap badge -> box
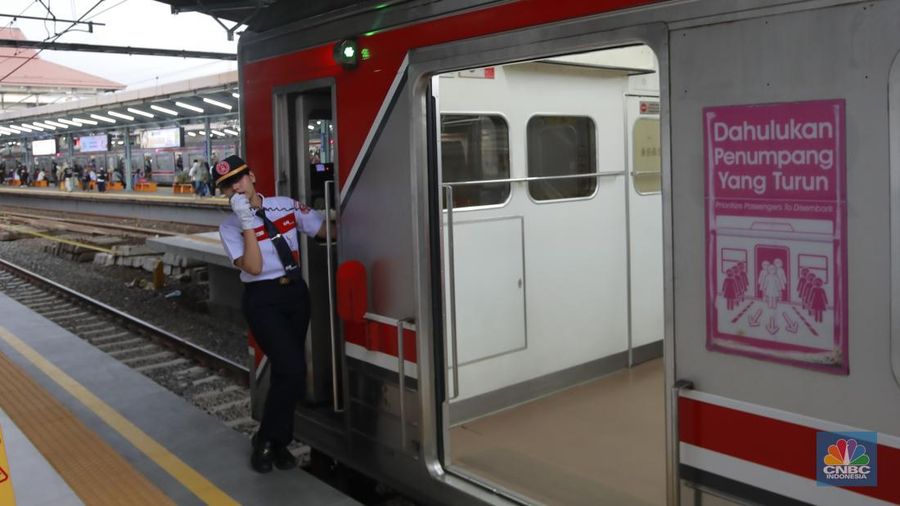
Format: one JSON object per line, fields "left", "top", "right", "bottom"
{"left": 215, "top": 161, "right": 231, "bottom": 175}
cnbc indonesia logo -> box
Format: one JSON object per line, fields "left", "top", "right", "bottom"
{"left": 817, "top": 432, "right": 877, "bottom": 487}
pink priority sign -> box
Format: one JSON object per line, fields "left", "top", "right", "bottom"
{"left": 704, "top": 99, "right": 848, "bottom": 374}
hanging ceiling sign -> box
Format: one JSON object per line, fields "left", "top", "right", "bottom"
{"left": 141, "top": 127, "right": 182, "bottom": 149}
{"left": 32, "top": 138, "right": 56, "bottom": 156}
{"left": 704, "top": 99, "right": 848, "bottom": 374}
{"left": 79, "top": 135, "right": 108, "bottom": 152}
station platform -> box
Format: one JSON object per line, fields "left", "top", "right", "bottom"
{"left": 148, "top": 232, "right": 243, "bottom": 311}
{"left": 0, "top": 292, "right": 357, "bottom": 506}
{"left": 0, "top": 184, "right": 228, "bottom": 227}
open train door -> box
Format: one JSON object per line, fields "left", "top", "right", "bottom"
{"left": 259, "top": 81, "right": 346, "bottom": 446}
{"left": 429, "top": 44, "right": 675, "bottom": 504}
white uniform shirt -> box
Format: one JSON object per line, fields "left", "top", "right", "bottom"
{"left": 219, "top": 195, "right": 325, "bottom": 283}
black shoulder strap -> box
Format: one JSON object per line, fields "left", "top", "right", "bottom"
{"left": 255, "top": 209, "right": 301, "bottom": 276}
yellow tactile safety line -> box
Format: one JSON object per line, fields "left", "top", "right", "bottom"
{"left": 0, "top": 423, "right": 16, "bottom": 505}
{"left": 0, "top": 325, "right": 240, "bottom": 506}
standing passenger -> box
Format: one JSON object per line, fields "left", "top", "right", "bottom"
{"left": 96, "top": 168, "right": 107, "bottom": 192}
{"left": 215, "top": 155, "right": 327, "bottom": 473}
{"left": 63, "top": 164, "right": 74, "bottom": 192}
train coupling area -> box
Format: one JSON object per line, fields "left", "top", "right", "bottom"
{"left": 0, "top": 292, "right": 357, "bottom": 506}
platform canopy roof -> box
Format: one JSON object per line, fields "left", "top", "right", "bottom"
{"left": 0, "top": 70, "right": 238, "bottom": 142}
{"left": 0, "top": 28, "right": 124, "bottom": 112}
{"left": 156, "top": 0, "right": 406, "bottom": 33}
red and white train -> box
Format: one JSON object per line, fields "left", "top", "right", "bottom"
{"left": 169, "top": 0, "right": 900, "bottom": 504}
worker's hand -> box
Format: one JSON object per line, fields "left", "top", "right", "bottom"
{"left": 230, "top": 194, "right": 256, "bottom": 230}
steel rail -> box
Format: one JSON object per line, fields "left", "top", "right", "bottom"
{"left": 0, "top": 209, "right": 198, "bottom": 237}
{"left": 0, "top": 258, "right": 249, "bottom": 386}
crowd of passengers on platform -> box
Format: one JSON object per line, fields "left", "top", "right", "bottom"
{"left": 1, "top": 159, "right": 123, "bottom": 192}
{"left": 0, "top": 155, "right": 220, "bottom": 196}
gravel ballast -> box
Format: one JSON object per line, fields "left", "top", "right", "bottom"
{"left": 0, "top": 236, "right": 247, "bottom": 364}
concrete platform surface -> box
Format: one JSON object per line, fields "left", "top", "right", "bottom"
{"left": 0, "top": 292, "right": 357, "bottom": 506}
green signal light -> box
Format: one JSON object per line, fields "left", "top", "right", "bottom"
{"left": 333, "top": 38, "right": 359, "bottom": 69}
{"left": 361, "top": 48, "right": 371, "bottom": 60}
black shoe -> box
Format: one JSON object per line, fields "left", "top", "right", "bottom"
{"left": 250, "top": 438, "right": 274, "bottom": 473}
{"left": 273, "top": 446, "right": 298, "bottom": 470}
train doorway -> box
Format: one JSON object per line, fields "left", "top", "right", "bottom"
{"left": 434, "top": 46, "right": 666, "bottom": 505}
{"left": 271, "top": 83, "right": 343, "bottom": 426}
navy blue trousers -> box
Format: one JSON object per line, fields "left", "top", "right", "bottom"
{"left": 242, "top": 278, "right": 310, "bottom": 447}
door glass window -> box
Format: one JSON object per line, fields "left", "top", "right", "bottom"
{"left": 527, "top": 115, "right": 596, "bottom": 201}
{"left": 307, "top": 119, "right": 335, "bottom": 164}
{"left": 441, "top": 114, "right": 510, "bottom": 208}
{"left": 632, "top": 117, "right": 661, "bottom": 194}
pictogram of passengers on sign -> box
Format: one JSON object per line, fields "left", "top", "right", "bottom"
{"left": 704, "top": 99, "right": 848, "bottom": 374}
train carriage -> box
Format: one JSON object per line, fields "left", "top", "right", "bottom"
{"left": 166, "top": 0, "right": 900, "bottom": 504}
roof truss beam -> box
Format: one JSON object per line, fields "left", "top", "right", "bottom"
{"left": 0, "top": 38, "right": 236, "bottom": 60}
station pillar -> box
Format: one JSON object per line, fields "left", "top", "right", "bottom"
{"left": 204, "top": 117, "right": 212, "bottom": 166}
{"left": 66, "top": 133, "right": 74, "bottom": 165}
{"left": 123, "top": 126, "right": 133, "bottom": 192}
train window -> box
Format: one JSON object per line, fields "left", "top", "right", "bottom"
{"left": 441, "top": 114, "right": 510, "bottom": 208}
{"left": 632, "top": 117, "right": 661, "bottom": 194}
{"left": 526, "top": 115, "right": 596, "bottom": 201}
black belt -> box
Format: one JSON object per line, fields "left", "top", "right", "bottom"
{"left": 246, "top": 276, "right": 293, "bottom": 287}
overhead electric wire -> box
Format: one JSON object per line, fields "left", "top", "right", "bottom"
{"left": 82, "top": 0, "right": 128, "bottom": 22}
{"left": 0, "top": 2, "right": 40, "bottom": 65}
{"left": 0, "top": 0, "right": 105, "bottom": 83}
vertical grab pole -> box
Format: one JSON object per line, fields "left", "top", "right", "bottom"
{"left": 442, "top": 184, "right": 460, "bottom": 400}
{"left": 324, "top": 180, "right": 342, "bottom": 412}
{"left": 397, "top": 317, "right": 412, "bottom": 452}
{"left": 669, "top": 379, "right": 693, "bottom": 506}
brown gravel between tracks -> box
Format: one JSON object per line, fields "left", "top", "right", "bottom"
{"left": 0, "top": 236, "right": 247, "bottom": 365}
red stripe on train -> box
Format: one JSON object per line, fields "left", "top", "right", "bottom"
{"left": 344, "top": 320, "right": 416, "bottom": 363}
{"left": 679, "top": 397, "right": 900, "bottom": 503}
{"left": 242, "top": 0, "right": 663, "bottom": 196}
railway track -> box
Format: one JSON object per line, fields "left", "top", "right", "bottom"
{"left": 0, "top": 257, "right": 260, "bottom": 435}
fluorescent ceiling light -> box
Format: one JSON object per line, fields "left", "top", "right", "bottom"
{"left": 34, "top": 122, "right": 55, "bottom": 130}
{"left": 71, "top": 117, "right": 98, "bottom": 125}
{"left": 187, "top": 132, "right": 196, "bottom": 137}
{"left": 17, "top": 124, "right": 35, "bottom": 131}
{"left": 127, "top": 107, "right": 154, "bottom": 118}
{"left": 7, "top": 125, "right": 26, "bottom": 132}
{"left": 44, "top": 120, "right": 67, "bottom": 128}
{"left": 202, "top": 97, "right": 232, "bottom": 110}
{"left": 197, "top": 130, "right": 206, "bottom": 136}
{"left": 231, "top": 92, "right": 240, "bottom": 98}
{"left": 0, "top": 126, "right": 16, "bottom": 134}
{"left": 107, "top": 111, "right": 134, "bottom": 121}
{"left": 210, "top": 130, "right": 226, "bottom": 137}
{"left": 58, "top": 118, "right": 82, "bottom": 126}
{"left": 90, "top": 114, "right": 116, "bottom": 124}
{"left": 175, "top": 101, "right": 204, "bottom": 113}
{"left": 223, "top": 129, "right": 239, "bottom": 136}
{"left": 150, "top": 105, "right": 178, "bottom": 116}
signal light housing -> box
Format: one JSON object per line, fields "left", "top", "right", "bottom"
{"left": 333, "top": 38, "right": 359, "bottom": 69}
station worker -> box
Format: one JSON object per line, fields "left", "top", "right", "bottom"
{"left": 216, "top": 154, "right": 327, "bottom": 473}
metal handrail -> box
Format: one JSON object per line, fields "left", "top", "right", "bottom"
{"left": 324, "top": 180, "right": 342, "bottom": 413}
{"left": 361, "top": 312, "right": 416, "bottom": 452}
{"left": 442, "top": 170, "right": 625, "bottom": 187}
{"left": 397, "top": 316, "right": 413, "bottom": 452}
{"left": 442, "top": 184, "right": 460, "bottom": 400}
{"left": 669, "top": 379, "right": 694, "bottom": 506}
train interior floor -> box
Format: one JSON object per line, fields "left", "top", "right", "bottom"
{"left": 0, "top": 292, "right": 356, "bottom": 506}
{"left": 449, "top": 358, "right": 666, "bottom": 506}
